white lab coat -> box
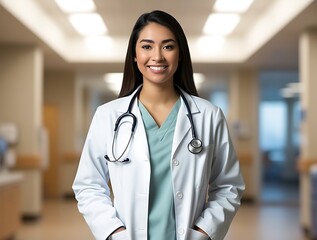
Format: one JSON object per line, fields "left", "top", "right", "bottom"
{"left": 73, "top": 87, "right": 245, "bottom": 240}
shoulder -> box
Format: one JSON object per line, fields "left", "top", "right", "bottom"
{"left": 186, "top": 94, "right": 228, "bottom": 125}
{"left": 89, "top": 97, "right": 130, "bottom": 124}
{"left": 189, "top": 95, "right": 221, "bottom": 114}
{"left": 96, "top": 96, "right": 129, "bottom": 113}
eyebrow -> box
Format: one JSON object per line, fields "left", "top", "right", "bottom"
{"left": 139, "top": 39, "right": 176, "bottom": 44}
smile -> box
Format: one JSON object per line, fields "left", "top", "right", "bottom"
{"left": 148, "top": 66, "right": 167, "bottom": 71}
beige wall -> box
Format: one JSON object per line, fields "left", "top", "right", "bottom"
{"left": 299, "top": 30, "right": 317, "bottom": 231}
{"left": 0, "top": 45, "right": 43, "bottom": 154}
{"left": 300, "top": 30, "right": 317, "bottom": 157}
{"left": 228, "top": 69, "right": 260, "bottom": 201}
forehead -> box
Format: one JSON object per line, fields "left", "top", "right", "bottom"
{"left": 137, "top": 22, "right": 176, "bottom": 41}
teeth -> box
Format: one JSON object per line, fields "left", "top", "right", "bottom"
{"left": 150, "top": 66, "right": 165, "bottom": 71}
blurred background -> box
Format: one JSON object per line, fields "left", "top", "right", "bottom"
{"left": 0, "top": 0, "right": 317, "bottom": 239}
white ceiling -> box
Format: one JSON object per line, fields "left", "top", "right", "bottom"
{"left": 0, "top": 0, "right": 317, "bottom": 76}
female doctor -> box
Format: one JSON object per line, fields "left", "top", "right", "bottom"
{"left": 73, "top": 10, "right": 244, "bottom": 240}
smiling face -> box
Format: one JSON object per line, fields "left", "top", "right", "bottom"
{"left": 134, "top": 22, "right": 180, "bottom": 88}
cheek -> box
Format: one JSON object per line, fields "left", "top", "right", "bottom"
{"left": 135, "top": 52, "right": 148, "bottom": 64}
{"left": 136, "top": 61, "right": 147, "bottom": 74}
{"left": 136, "top": 61, "right": 142, "bottom": 69}
{"left": 172, "top": 56, "right": 180, "bottom": 69}
{"left": 169, "top": 52, "right": 180, "bottom": 65}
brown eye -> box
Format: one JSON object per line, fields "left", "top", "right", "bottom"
{"left": 142, "top": 45, "right": 151, "bottom": 50}
{"left": 163, "top": 45, "right": 175, "bottom": 50}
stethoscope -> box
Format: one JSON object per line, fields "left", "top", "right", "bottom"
{"left": 104, "top": 87, "right": 203, "bottom": 163}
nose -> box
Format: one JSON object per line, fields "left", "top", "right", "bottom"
{"left": 152, "top": 48, "right": 164, "bottom": 62}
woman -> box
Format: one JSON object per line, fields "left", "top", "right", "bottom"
{"left": 73, "top": 10, "right": 244, "bottom": 240}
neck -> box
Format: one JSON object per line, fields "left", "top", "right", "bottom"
{"left": 139, "top": 82, "right": 179, "bottom": 105}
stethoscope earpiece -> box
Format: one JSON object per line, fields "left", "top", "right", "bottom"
{"left": 188, "top": 138, "right": 203, "bottom": 154}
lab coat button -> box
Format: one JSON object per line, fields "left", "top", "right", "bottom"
{"left": 178, "top": 227, "right": 185, "bottom": 235}
{"left": 176, "top": 191, "right": 183, "bottom": 199}
{"left": 173, "top": 159, "right": 179, "bottom": 166}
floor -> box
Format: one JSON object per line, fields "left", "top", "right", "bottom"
{"left": 14, "top": 183, "right": 310, "bottom": 240}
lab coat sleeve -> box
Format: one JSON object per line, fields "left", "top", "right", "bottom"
{"left": 72, "top": 107, "right": 124, "bottom": 240}
{"left": 195, "top": 107, "right": 245, "bottom": 240}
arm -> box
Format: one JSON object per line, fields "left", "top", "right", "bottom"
{"left": 195, "top": 108, "right": 245, "bottom": 240}
{"left": 72, "top": 107, "right": 124, "bottom": 240}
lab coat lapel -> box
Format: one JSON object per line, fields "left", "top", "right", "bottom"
{"left": 131, "top": 98, "right": 150, "bottom": 160}
{"left": 172, "top": 92, "right": 200, "bottom": 157}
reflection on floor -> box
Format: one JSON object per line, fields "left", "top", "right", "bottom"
{"left": 15, "top": 183, "right": 308, "bottom": 240}
{"left": 16, "top": 199, "right": 94, "bottom": 240}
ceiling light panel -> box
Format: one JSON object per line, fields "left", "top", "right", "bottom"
{"left": 213, "top": 0, "right": 254, "bottom": 13}
{"left": 197, "top": 36, "right": 225, "bottom": 52}
{"left": 203, "top": 13, "right": 240, "bottom": 35}
{"left": 85, "top": 36, "right": 113, "bottom": 50}
{"left": 69, "top": 13, "right": 107, "bottom": 36}
{"left": 54, "top": 0, "right": 96, "bottom": 13}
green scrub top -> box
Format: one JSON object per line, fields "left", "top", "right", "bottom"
{"left": 138, "top": 99, "right": 180, "bottom": 240}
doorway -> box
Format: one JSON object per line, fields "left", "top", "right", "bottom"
{"left": 259, "top": 71, "right": 300, "bottom": 204}
{"left": 43, "top": 104, "right": 60, "bottom": 198}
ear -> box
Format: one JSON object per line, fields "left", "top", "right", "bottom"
{"left": 134, "top": 57, "right": 137, "bottom": 62}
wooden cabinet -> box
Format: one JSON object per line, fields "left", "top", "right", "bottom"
{"left": 0, "top": 174, "right": 22, "bottom": 240}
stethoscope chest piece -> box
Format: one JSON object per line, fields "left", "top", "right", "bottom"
{"left": 188, "top": 138, "right": 203, "bottom": 154}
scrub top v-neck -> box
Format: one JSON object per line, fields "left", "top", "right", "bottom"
{"left": 138, "top": 98, "right": 180, "bottom": 240}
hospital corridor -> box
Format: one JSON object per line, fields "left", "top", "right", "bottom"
{"left": 1, "top": 0, "right": 317, "bottom": 240}
{"left": 13, "top": 184, "right": 305, "bottom": 240}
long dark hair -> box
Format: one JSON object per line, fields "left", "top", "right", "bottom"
{"left": 118, "top": 10, "right": 198, "bottom": 97}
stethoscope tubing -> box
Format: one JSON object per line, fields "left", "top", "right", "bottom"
{"left": 104, "top": 86, "right": 202, "bottom": 162}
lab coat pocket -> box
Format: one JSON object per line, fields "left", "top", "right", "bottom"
{"left": 187, "top": 228, "right": 210, "bottom": 240}
{"left": 108, "top": 229, "right": 129, "bottom": 240}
